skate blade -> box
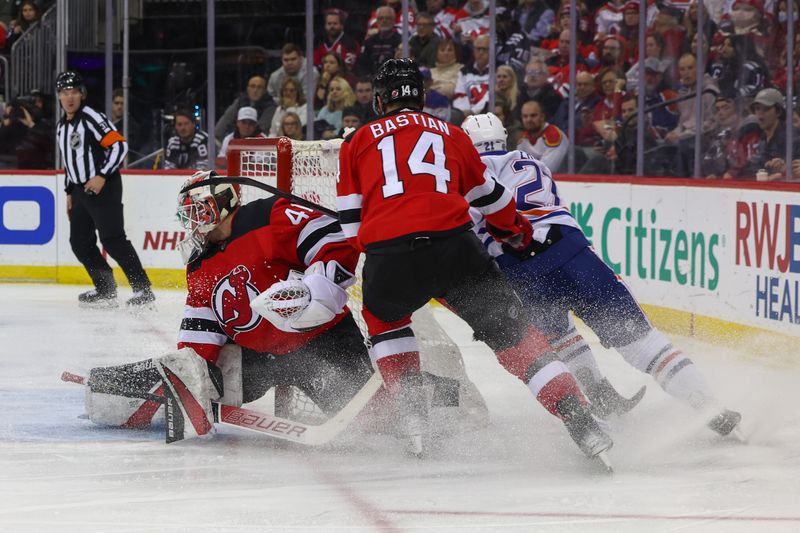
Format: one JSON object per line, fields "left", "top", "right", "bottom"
{"left": 406, "top": 435, "right": 425, "bottom": 458}
{"left": 126, "top": 302, "right": 157, "bottom": 315}
{"left": 731, "top": 425, "right": 748, "bottom": 444}
{"left": 78, "top": 300, "right": 119, "bottom": 310}
{"left": 595, "top": 450, "right": 614, "bottom": 474}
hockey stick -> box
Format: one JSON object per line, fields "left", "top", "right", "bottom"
{"left": 61, "top": 371, "right": 383, "bottom": 446}
{"left": 180, "top": 176, "right": 338, "bottom": 218}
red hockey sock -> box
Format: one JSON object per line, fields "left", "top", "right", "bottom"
{"left": 496, "top": 327, "right": 585, "bottom": 417}
{"left": 376, "top": 352, "right": 421, "bottom": 393}
{"left": 495, "top": 326, "right": 552, "bottom": 379}
{"left": 534, "top": 372, "right": 585, "bottom": 416}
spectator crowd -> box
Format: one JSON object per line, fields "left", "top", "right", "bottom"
{"left": 4, "top": 0, "right": 800, "bottom": 180}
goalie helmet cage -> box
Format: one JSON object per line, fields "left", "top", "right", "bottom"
{"left": 226, "top": 137, "right": 488, "bottom": 429}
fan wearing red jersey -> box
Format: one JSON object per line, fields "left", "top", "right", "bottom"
{"left": 336, "top": 58, "right": 612, "bottom": 462}
{"left": 81, "top": 171, "right": 373, "bottom": 441}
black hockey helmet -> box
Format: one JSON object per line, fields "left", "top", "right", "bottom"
{"left": 372, "top": 57, "right": 425, "bottom": 115}
{"left": 56, "top": 71, "right": 85, "bottom": 93}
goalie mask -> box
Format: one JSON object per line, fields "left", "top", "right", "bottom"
{"left": 372, "top": 57, "right": 425, "bottom": 115}
{"left": 176, "top": 170, "right": 241, "bottom": 264}
{"left": 462, "top": 113, "right": 508, "bottom": 154}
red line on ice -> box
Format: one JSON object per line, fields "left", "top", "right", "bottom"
{"left": 384, "top": 509, "right": 800, "bottom": 523}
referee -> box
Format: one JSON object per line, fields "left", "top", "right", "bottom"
{"left": 56, "top": 71, "right": 155, "bottom": 307}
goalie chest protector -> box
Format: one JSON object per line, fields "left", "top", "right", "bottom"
{"left": 180, "top": 198, "right": 356, "bottom": 362}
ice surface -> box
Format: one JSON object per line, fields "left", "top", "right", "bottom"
{"left": 1, "top": 284, "right": 798, "bottom": 532}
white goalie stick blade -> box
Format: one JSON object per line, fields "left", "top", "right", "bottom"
{"left": 61, "top": 371, "right": 383, "bottom": 446}
{"left": 214, "top": 373, "right": 383, "bottom": 445}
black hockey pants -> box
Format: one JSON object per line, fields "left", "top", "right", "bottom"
{"left": 362, "top": 229, "right": 530, "bottom": 353}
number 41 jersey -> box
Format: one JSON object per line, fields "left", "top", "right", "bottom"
{"left": 177, "top": 197, "right": 358, "bottom": 364}
{"left": 336, "top": 109, "right": 519, "bottom": 250}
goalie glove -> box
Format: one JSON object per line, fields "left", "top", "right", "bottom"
{"left": 250, "top": 261, "right": 351, "bottom": 332}
{"left": 487, "top": 211, "right": 533, "bottom": 254}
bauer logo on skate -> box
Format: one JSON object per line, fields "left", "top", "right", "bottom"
{"left": 212, "top": 265, "right": 261, "bottom": 336}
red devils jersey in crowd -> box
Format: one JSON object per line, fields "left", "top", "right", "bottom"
{"left": 336, "top": 109, "right": 519, "bottom": 250}
{"left": 177, "top": 197, "right": 358, "bottom": 363}
{"left": 313, "top": 33, "right": 360, "bottom": 70}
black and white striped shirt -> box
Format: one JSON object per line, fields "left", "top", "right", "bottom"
{"left": 57, "top": 104, "right": 128, "bottom": 192}
{"left": 164, "top": 131, "right": 211, "bottom": 170}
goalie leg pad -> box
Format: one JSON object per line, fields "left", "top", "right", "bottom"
{"left": 85, "top": 358, "right": 164, "bottom": 428}
{"left": 158, "top": 348, "right": 223, "bottom": 442}
{"left": 216, "top": 344, "right": 243, "bottom": 407}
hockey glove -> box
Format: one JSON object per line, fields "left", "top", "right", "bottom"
{"left": 251, "top": 262, "right": 350, "bottom": 332}
{"left": 487, "top": 212, "right": 533, "bottom": 254}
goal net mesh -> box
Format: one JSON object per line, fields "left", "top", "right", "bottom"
{"left": 227, "top": 138, "right": 488, "bottom": 430}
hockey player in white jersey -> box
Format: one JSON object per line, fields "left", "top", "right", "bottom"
{"left": 462, "top": 113, "right": 742, "bottom": 438}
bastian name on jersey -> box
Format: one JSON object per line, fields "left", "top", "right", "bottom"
{"left": 368, "top": 112, "right": 451, "bottom": 139}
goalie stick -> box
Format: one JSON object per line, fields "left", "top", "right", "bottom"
{"left": 180, "top": 176, "right": 338, "bottom": 218}
{"left": 61, "top": 371, "right": 383, "bottom": 446}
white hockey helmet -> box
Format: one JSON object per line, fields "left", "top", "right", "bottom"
{"left": 462, "top": 112, "right": 508, "bottom": 154}
{"left": 176, "top": 170, "right": 241, "bottom": 263}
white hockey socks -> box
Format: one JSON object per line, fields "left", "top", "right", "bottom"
{"left": 549, "top": 324, "right": 603, "bottom": 388}
{"left": 616, "top": 329, "right": 714, "bottom": 410}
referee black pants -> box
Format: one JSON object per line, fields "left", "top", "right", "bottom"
{"left": 69, "top": 177, "right": 150, "bottom": 293}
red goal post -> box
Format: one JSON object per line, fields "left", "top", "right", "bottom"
{"left": 226, "top": 137, "right": 489, "bottom": 431}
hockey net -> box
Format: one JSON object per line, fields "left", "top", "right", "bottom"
{"left": 227, "top": 137, "right": 488, "bottom": 431}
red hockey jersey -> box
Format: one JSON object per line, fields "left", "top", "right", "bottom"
{"left": 336, "top": 109, "right": 519, "bottom": 250}
{"left": 177, "top": 197, "right": 358, "bottom": 363}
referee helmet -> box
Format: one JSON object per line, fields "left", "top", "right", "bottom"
{"left": 56, "top": 71, "right": 86, "bottom": 94}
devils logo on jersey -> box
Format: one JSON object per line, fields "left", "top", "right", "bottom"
{"left": 468, "top": 83, "right": 488, "bottom": 105}
{"left": 211, "top": 265, "right": 261, "bottom": 337}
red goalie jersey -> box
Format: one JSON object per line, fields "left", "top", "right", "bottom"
{"left": 336, "top": 109, "right": 520, "bottom": 250}
{"left": 177, "top": 196, "right": 358, "bottom": 363}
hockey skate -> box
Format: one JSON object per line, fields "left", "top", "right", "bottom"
{"left": 395, "top": 373, "right": 430, "bottom": 458}
{"left": 707, "top": 409, "right": 744, "bottom": 441}
{"left": 585, "top": 378, "right": 647, "bottom": 419}
{"left": 78, "top": 288, "right": 118, "bottom": 308}
{"left": 126, "top": 287, "right": 156, "bottom": 308}
{"left": 557, "top": 395, "right": 614, "bottom": 472}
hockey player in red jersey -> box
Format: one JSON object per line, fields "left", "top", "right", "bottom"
{"left": 336, "top": 58, "right": 612, "bottom": 462}
{"left": 462, "top": 112, "right": 742, "bottom": 438}
{"left": 80, "top": 171, "right": 374, "bottom": 441}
